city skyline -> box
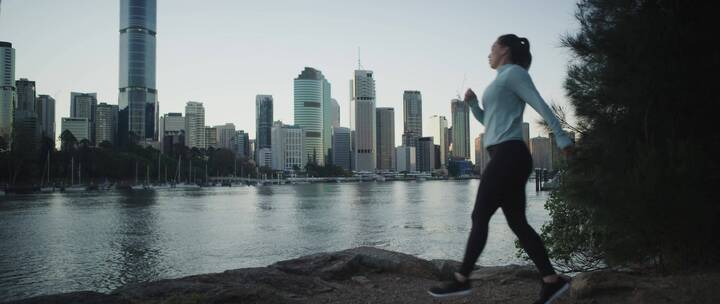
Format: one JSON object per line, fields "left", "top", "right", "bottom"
{"left": 0, "top": 0, "right": 579, "bottom": 163}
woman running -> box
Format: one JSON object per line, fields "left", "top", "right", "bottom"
{"left": 428, "top": 34, "right": 574, "bottom": 304}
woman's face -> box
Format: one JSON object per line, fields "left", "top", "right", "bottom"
{"left": 488, "top": 40, "right": 509, "bottom": 69}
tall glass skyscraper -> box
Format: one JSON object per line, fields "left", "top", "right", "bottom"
{"left": 294, "top": 67, "right": 330, "bottom": 165}
{"left": 15, "top": 79, "right": 36, "bottom": 113}
{"left": 402, "top": 90, "right": 422, "bottom": 147}
{"left": 119, "top": 0, "right": 158, "bottom": 146}
{"left": 0, "top": 41, "right": 15, "bottom": 143}
{"left": 331, "top": 127, "right": 351, "bottom": 171}
{"left": 36, "top": 95, "right": 56, "bottom": 142}
{"left": 451, "top": 98, "right": 470, "bottom": 159}
{"left": 255, "top": 95, "right": 273, "bottom": 150}
{"left": 70, "top": 92, "right": 97, "bottom": 144}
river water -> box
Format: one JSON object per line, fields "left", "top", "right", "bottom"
{"left": 0, "top": 179, "right": 550, "bottom": 301}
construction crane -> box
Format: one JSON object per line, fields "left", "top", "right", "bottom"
{"left": 456, "top": 73, "right": 467, "bottom": 100}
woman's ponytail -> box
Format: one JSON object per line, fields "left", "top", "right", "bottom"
{"left": 498, "top": 34, "right": 532, "bottom": 70}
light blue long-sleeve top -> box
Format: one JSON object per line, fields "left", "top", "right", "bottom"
{"left": 467, "top": 63, "right": 573, "bottom": 150}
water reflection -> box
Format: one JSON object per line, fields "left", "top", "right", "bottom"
{"left": 111, "top": 191, "right": 164, "bottom": 287}
{"left": 0, "top": 180, "right": 550, "bottom": 302}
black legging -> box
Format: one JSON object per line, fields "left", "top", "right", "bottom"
{"left": 458, "top": 140, "right": 555, "bottom": 277}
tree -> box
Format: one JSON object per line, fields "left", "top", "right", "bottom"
{"left": 532, "top": 0, "right": 720, "bottom": 271}
{"left": 60, "top": 130, "right": 78, "bottom": 152}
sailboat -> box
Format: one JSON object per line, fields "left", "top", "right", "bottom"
{"left": 153, "top": 151, "right": 171, "bottom": 190}
{"left": 39, "top": 151, "right": 55, "bottom": 193}
{"left": 172, "top": 155, "right": 200, "bottom": 189}
{"left": 130, "top": 161, "right": 146, "bottom": 190}
{"left": 65, "top": 157, "right": 87, "bottom": 192}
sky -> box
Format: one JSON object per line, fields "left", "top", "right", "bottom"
{"left": 0, "top": 0, "right": 580, "bottom": 162}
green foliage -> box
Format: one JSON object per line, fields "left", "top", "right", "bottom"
{"left": 0, "top": 141, "right": 259, "bottom": 186}
{"left": 528, "top": 0, "right": 720, "bottom": 271}
{"left": 304, "top": 162, "right": 351, "bottom": 177}
{"left": 517, "top": 185, "right": 607, "bottom": 273}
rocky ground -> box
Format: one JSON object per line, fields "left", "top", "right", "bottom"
{"left": 6, "top": 246, "right": 720, "bottom": 304}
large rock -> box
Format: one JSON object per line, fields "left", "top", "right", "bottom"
{"left": 270, "top": 246, "right": 439, "bottom": 280}
{"left": 111, "top": 267, "right": 337, "bottom": 304}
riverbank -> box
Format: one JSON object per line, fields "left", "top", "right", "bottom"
{"left": 0, "top": 174, "right": 483, "bottom": 195}
{"left": 5, "top": 246, "right": 719, "bottom": 304}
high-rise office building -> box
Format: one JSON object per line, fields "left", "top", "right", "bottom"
{"left": 429, "top": 115, "right": 448, "bottom": 167}
{"left": 215, "top": 123, "right": 236, "bottom": 150}
{"left": 294, "top": 67, "right": 331, "bottom": 165}
{"left": 249, "top": 139, "right": 256, "bottom": 160}
{"left": 119, "top": 0, "right": 158, "bottom": 146}
{"left": 434, "top": 145, "right": 441, "bottom": 170}
{"left": 95, "top": 103, "right": 118, "bottom": 146}
{"left": 522, "top": 122, "right": 530, "bottom": 147}
{"left": 14, "top": 79, "right": 41, "bottom": 152}
{"left": 256, "top": 95, "right": 273, "bottom": 149}
{"left": 162, "top": 130, "right": 184, "bottom": 155}
{"left": 256, "top": 147, "right": 272, "bottom": 168}
{"left": 402, "top": 90, "right": 422, "bottom": 148}
{"left": 330, "top": 98, "right": 340, "bottom": 128}
{"left": 61, "top": 117, "right": 90, "bottom": 143}
{"left": 70, "top": 92, "right": 97, "bottom": 143}
{"left": 36, "top": 95, "right": 55, "bottom": 141}
{"left": 331, "top": 127, "right": 351, "bottom": 171}
{"left": 15, "top": 78, "right": 36, "bottom": 113}
{"left": 350, "top": 69, "right": 376, "bottom": 171}
{"left": 184, "top": 101, "right": 205, "bottom": 149}
{"left": 322, "top": 78, "right": 332, "bottom": 163}
{"left": 159, "top": 112, "right": 184, "bottom": 148}
{"left": 271, "top": 121, "right": 305, "bottom": 172}
{"left": 13, "top": 111, "right": 41, "bottom": 154}
{"left": 417, "top": 136, "right": 436, "bottom": 172}
{"left": 376, "top": 107, "right": 395, "bottom": 170}
{"left": 233, "top": 130, "right": 250, "bottom": 158}
{"left": 0, "top": 41, "right": 15, "bottom": 143}
{"left": 451, "top": 98, "right": 470, "bottom": 159}
{"left": 395, "top": 146, "right": 416, "bottom": 172}
{"left": 205, "top": 126, "right": 218, "bottom": 148}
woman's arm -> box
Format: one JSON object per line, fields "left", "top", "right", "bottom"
{"left": 464, "top": 89, "right": 485, "bottom": 125}
{"left": 508, "top": 67, "right": 573, "bottom": 149}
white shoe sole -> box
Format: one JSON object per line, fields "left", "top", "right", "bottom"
{"left": 427, "top": 288, "right": 472, "bottom": 298}
{"left": 544, "top": 281, "right": 570, "bottom": 304}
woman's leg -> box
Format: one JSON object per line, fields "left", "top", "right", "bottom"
{"left": 501, "top": 188, "right": 555, "bottom": 277}
{"left": 457, "top": 157, "right": 504, "bottom": 277}
{"left": 500, "top": 142, "right": 556, "bottom": 278}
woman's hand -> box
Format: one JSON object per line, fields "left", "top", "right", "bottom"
{"left": 464, "top": 88, "right": 477, "bottom": 103}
